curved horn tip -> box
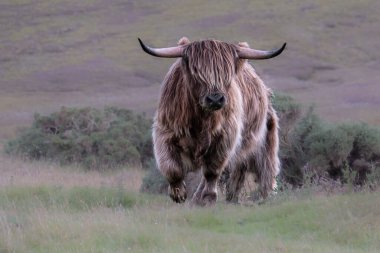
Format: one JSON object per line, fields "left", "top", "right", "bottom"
{"left": 279, "top": 42, "right": 287, "bottom": 52}
{"left": 138, "top": 38, "right": 183, "bottom": 58}
{"left": 238, "top": 42, "right": 287, "bottom": 60}
{"left": 271, "top": 42, "right": 287, "bottom": 57}
{"left": 138, "top": 38, "right": 158, "bottom": 57}
{"left": 137, "top": 37, "right": 145, "bottom": 48}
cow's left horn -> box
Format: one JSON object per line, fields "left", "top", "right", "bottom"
{"left": 237, "top": 43, "right": 286, "bottom": 60}
{"left": 138, "top": 38, "right": 183, "bottom": 58}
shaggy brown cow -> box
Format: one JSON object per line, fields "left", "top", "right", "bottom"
{"left": 139, "top": 37, "right": 286, "bottom": 206}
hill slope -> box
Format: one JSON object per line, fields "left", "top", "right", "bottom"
{"left": 1, "top": 0, "right": 380, "bottom": 140}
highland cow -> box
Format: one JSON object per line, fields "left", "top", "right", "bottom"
{"left": 139, "top": 37, "right": 286, "bottom": 206}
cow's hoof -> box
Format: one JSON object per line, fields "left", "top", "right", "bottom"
{"left": 168, "top": 181, "right": 187, "bottom": 203}
{"left": 190, "top": 187, "right": 217, "bottom": 207}
{"left": 190, "top": 190, "right": 203, "bottom": 207}
{"left": 225, "top": 191, "right": 239, "bottom": 204}
{"left": 201, "top": 190, "right": 217, "bottom": 207}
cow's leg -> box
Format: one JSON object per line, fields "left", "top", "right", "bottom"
{"left": 190, "top": 176, "right": 205, "bottom": 206}
{"left": 154, "top": 132, "right": 187, "bottom": 203}
{"left": 225, "top": 163, "right": 247, "bottom": 203}
{"left": 192, "top": 137, "right": 230, "bottom": 206}
{"left": 256, "top": 108, "right": 280, "bottom": 199}
{"left": 203, "top": 161, "right": 223, "bottom": 206}
{"left": 191, "top": 167, "right": 222, "bottom": 207}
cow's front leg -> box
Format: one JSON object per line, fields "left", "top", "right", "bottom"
{"left": 201, "top": 173, "right": 219, "bottom": 206}
{"left": 154, "top": 131, "right": 187, "bottom": 203}
{"left": 168, "top": 180, "right": 187, "bottom": 203}
{"left": 192, "top": 136, "right": 230, "bottom": 206}
{"left": 163, "top": 155, "right": 187, "bottom": 203}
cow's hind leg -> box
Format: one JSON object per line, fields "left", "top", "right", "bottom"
{"left": 256, "top": 108, "right": 280, "bottom": 199}
{"left": 190, "top": 176, "right": 205, "bottom": 206}
{"left": 225, "top": 164, "right": 247, "bottom": 203}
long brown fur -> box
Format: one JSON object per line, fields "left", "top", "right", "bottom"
{"left": 152, "top": 38, "right": 280, "bottom": 205}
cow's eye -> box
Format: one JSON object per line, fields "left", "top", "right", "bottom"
{"left": 182, "top": 55, "right": 189, "bottom": 64}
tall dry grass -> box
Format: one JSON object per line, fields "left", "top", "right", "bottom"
{"left": 0, "top": 153, "right": 144, "bottom": 192}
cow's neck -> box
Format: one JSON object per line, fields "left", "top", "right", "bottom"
{"left": 187, "top": 106, "right": 225, "bottom": 136}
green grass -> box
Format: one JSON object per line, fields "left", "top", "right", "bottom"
{"left": 1, "top": 185, "right": 380, "bottom": 252}
{"left": 0, "top": 186, "right": 143, "bottom": 211}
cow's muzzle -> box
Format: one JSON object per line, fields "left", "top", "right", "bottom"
{"left": 204, "top": 93, "right": 226, "bottom": 111}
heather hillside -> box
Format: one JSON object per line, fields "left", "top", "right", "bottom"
{"left": 1, "top": 0, "right": 380, "bottom": 141}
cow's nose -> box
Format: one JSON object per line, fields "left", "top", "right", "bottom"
{"left": 205, "top": 93, "right": 226, "bottom": 110}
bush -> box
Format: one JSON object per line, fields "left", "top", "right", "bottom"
{"left": 273, "top": 94, "right": 324, "bottom": 186}
{"left": 306, "top": 123, "right": 380, "bottom": 185}
{"left": 273, "top": 94, "right": 380, "bottom": 187}
{"left": 6, "top": 96, "right": 380, "bottom": 192}
{"left": 272, "top": 92, "right": 302, "bottom": 140}
{"left": 281, "top": 107, "right": 324, "bottom": 185}
{"left": 6, "top": 107, "right": 153, "bottom": 170}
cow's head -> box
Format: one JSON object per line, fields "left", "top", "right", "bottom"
{"left": 139, "top": 37, "right": 286, "bottom": 112}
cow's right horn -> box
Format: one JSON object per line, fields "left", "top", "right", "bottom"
{"left": 138, "top": 38, "right": 183, "bottom": 58}
{"left": 237, "top": 43, "right": 286, "bottom": 60}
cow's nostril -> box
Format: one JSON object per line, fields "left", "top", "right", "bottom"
{"left": 206, "top": 96, "right": 214, "bottom": 104}
{"left": 205, "top": 93, "right": 226, "bottom": 110}
{"left": 218, "top": 96, "right": 225, "bottom": 104}
{"left": 206, "top": 93, "right": 224, "bottom": 103}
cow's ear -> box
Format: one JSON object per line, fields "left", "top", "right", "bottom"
{"left": 235, "top": 42, "right": 249, "bottom": 72}
{"left": 178, "top": 37, "right": 190, "bottom": 45}
{"left": 238, "top": 42, "right": 250, "bottom": 48}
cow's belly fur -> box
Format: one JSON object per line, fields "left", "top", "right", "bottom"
{"left": 175, "top": 115, "right": 267, "bottom": 172}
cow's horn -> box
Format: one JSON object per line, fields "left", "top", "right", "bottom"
{"left": 138, "top": 38, "right": 183, "bottom": 58}
{"left": 237, "top": 43, "right": 286, "bottom": 60}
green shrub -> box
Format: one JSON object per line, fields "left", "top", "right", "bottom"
{"left": 273, "top": 94, "right": 324, "bottom": 186}
{"left": 272, "top": 92, "right": 302, "bottom": 140}
{"left": 6, "top": 97, "right": 380, "bottom": 191}
{"left": 6, "top": 107, "right": 153, "bottom": 170}
{"left": 273, "top": 94, "right": 380, "bottom": 187}
{"left": 306, "top": 123, "right": 380, "bottom": 184}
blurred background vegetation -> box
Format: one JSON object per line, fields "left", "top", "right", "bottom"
{"left": 6, "top": 94, "right": 380, "bottom": 196}
{"left": 6, "top": 107, "right": 153, "bottom": 170}
{"left": 1, "top": 0, "right": 380, "bottom": 141}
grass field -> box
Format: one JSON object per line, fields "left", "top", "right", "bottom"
{"left": 0, "top": 154, "right": 379, "bottom": 253}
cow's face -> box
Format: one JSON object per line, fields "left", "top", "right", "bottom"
{"left": 182, "top": 40, "right": 238, "bottom": 111}
{"left": 138, "top": 37, "right": 286, "bottom": 112}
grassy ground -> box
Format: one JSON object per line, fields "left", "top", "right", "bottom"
{"left": 0, "top": 154, "right": 380, "bottom": 253}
